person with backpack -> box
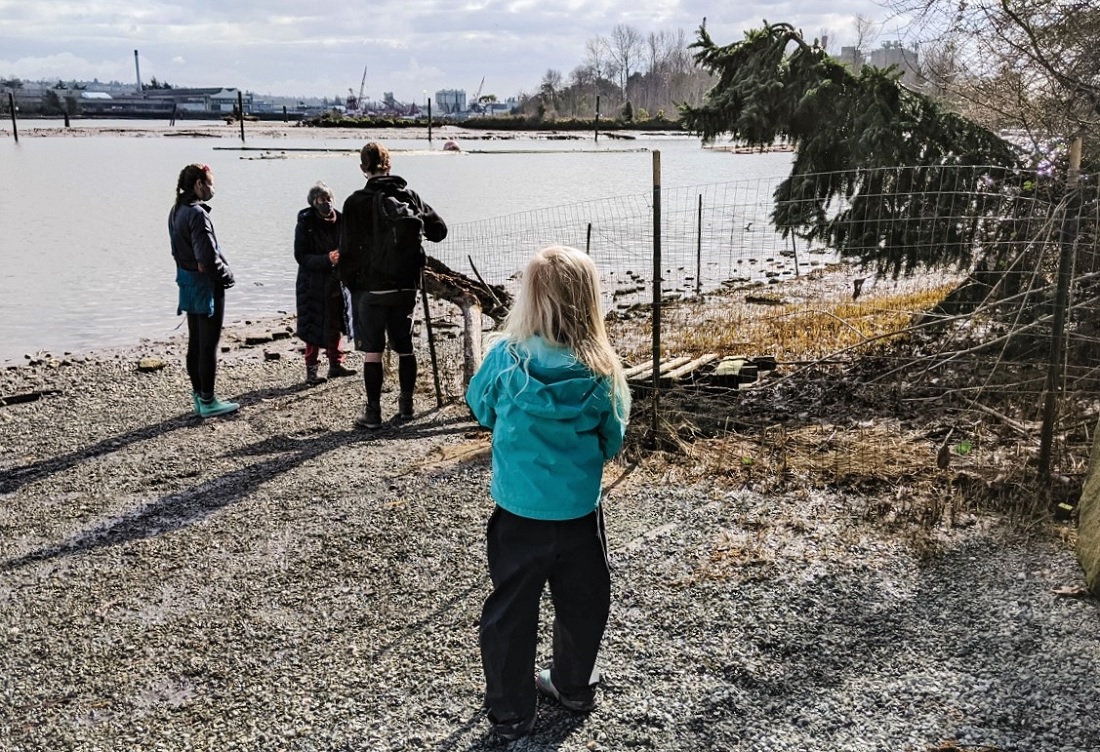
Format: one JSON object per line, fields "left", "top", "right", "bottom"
{"left": 337, "top": 142, "right": 448, "bottom": 429}
{"left": 294, "top": 181, "right": 356, "bottom": 385}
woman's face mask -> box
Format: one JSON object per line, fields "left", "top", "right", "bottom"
{"left": 315, "top": 200, "right": 333, "bottom": 216}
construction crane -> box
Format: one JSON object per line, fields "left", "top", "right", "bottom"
{"left": 346, "top": 66, "right": 368, "bottom": 114}
{"left": 357, "top": 65, "right": 367, "bottom": 110}
{"left": 470, "top": 76, "right": 485, "bottom": 112}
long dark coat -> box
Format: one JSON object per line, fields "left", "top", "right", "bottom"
{"left": 294, "top": 207, "right": 349, "bottom": 346}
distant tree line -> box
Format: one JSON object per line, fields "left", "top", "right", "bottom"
{"left": 461, "top": 113, "right": 682, "bottom": 131}
{"left": 515, "top": 23, "right": 715, "bottom": 122}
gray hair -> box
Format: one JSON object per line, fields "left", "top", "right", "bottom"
{"left": 307, "top": 181, "right": 334, "bottom": 205}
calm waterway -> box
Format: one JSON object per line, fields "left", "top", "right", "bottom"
{"left": 0, "top": 119, "right": 794, "bottom": 364}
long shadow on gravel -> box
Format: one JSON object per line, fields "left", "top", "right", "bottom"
{"left": 0, "top": 382, "right": 313, "bottom": 495}
{"left": 0, "top": 413, "right": 472, "bottom": 572}
{"left": 224, "top": 412, "right": 473, "bottom": 458}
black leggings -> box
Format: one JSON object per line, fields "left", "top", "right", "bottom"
{"left": 186, "top": 294, "right": 225, "bottom": 398}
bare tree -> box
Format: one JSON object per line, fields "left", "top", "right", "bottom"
{"left": 584, "top": 34, "right": 620, "bottom": 110}
{"left": 884, "top": 0, "right": 1100, "bottom": 157}
{"left": 585, "top": 36, "right": 610, "bottom": 87}
{"left": 643, "top": 30, "right": 677, "bottom": 113}
{"left": 608, "top": 23, "right": 644, "bottom": 97}
{"left": 517, "top": 25, "right": 713, "bottom": 120}
{"left": 569, "top": 64, "right": 596, "bottom": 90}
{"left": 539, "top": 68, "right": 563, "bottom": 116}
{"left": 849, "top": 14, "right": 880, "bottom": 70}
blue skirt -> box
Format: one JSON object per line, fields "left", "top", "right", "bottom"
{"left": 176, "top": 268, "right": 215, "bottom": 316}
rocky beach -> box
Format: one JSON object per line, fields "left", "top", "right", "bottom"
{"left": 1, "top": 311, "right": 1098, "bottom": 752}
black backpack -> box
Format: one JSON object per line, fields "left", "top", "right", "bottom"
{"left": 371, "top": 189, "right": 425, "bottom": 288}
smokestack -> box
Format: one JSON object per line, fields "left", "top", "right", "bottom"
{"left": 821, "top": 34, "right": 829, "bottom": 52}
{"left": 134, "top": 50, "right": 142, "bottom": 94}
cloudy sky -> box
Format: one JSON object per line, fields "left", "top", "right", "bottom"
{"left": 0, "top": 0, "right": 908, "bottom": 104}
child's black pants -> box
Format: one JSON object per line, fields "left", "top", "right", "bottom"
{"left": 479, "top": 505, "right": 610, "bottom": 725}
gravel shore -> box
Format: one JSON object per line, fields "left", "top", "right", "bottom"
{"left": 1, "top": 319, "right": 1098, "bottom": 752}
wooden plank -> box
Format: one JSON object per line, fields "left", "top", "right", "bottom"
{"left": 627, "top": 354, "right": 773, "bottom": 387}
{"left": 625, "top": 355, "right": 692, "bottom": 382}
{"left": 663, "top": 353, "right": 719, "bottom": 383}
{"left": 657, "top": 356, "right": 693, "bottom": 374}
{"left": 623, "top": 360, "right": 654, "bottom": 380}
{"left": 709, "top": 357, "right": 759, "bottom": 387}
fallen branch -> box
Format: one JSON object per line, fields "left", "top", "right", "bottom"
{"left": 424, "top": 255, "right": 511, "bottom": 324}
{"left": 962, "top": 398, "right": 1033, "bottom": 438}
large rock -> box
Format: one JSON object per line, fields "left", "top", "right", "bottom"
{"left": 1078, "top": 417, "right": 1100, "bottom": 593}
{"left": 137, "top": 357, "right": 167, "bottom": 373}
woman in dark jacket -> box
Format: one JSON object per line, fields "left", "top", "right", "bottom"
{"left": 295, "top": 181, "right": 356, "bottom": 384}
{"left": 169, "top": 162, "right": 238, "bottom": 418}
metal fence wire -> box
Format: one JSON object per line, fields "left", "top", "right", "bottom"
{"left": 427, "top": 161, "right": 1100, "bottom": 495}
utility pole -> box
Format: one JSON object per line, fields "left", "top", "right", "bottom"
{"left": 8, "top": 92, "right": 17, "bottom": 143}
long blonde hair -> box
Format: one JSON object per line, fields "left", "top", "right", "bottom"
{"left": 503, "top": 245, "right": 629, "bottom": 417}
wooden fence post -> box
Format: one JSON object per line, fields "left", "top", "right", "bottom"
{"left": 695, "top": 193, "right": 702, "bottom": 296}
{"left": 651, "top": 150, "right": 662, "bottom": 440}
{"left": 420, "top": 286, "right": 444, "bottom": 407}
{"left": 8, "top": 92, "right": 17, "bottom": 143}
{"left": 594, "top": 95, "right": 600, "bottom": 143}
{"left": 1038, "top": 135, "right": 1084, "bottom": 481}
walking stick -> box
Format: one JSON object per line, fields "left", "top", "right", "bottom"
{"left": 420, "top": 279, "right": 444, "bottom": 408}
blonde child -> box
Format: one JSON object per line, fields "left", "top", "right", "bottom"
{"left": 466, "top": 245, "right": 631, "bottom": 741}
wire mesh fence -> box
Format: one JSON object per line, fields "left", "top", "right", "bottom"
{"left": 433, "top": 177, "right": 836, "bottom": 310}
{"left": 425, "top": 161, "right": 1100, "bottom": 500}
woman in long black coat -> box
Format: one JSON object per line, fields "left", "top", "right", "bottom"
{"left": 295, "top": 181, "right": 356, "bottom": 384}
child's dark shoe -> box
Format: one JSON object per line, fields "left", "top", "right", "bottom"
{"left": 535, "top": 669, "right": 596, "bottom": 712}
{"left": 490, "top": 715, "right": 535, "bottom": 741}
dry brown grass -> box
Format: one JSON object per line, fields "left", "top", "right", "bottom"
{"left": 609, "top": 267, "right": 1072, "bottom": 537}
{"left": 629, "top": 409, "right": 1063, "bottom": 563}
{"left": 610, "top": 267, "right": 959, "bottom": 365}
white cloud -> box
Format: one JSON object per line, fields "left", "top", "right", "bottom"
{"left": 0, "top": 0, "right": 905, "bottom": 99}
{"left": 0, "top": 51, "right": 134, "bottom": 84}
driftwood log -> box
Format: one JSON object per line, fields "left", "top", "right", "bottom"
{"left": 423, "top": 255, "right": 512, "bottom": 383}
{"left": 0, "top": 389, "right": 60, "bottom": 408}
{"left": 423, "top": 255, "right": 510, "bottom": 323}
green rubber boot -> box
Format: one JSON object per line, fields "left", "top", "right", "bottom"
{"left": 198, "top": 396, "right": 240, "bottom": 418}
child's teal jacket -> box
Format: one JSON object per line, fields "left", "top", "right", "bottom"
{"left": 466, "top": 336, "right": 629, "bottom": 521}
